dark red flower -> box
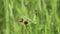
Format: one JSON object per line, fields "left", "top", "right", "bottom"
{"left": 19, "top": 18, "right": 24, "bottom": 22}
{"left": 23, "top": 21, "right": 28, "bottom": 25}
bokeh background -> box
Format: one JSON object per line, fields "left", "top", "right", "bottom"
{"left": 0, "top": 0, "right": 60, "bottom": 34}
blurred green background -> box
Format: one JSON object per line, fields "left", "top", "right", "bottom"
{"left": 0, "top": 0, "right": 60, "bottom": 34}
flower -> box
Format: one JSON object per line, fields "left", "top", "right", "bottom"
{"left": 23, "top": 20, "right": 28, "bottom": 25}
{"left": 34, "top": 10, "right": 39, "bottom": 16}
{"left": 24, "top": 2, "right": 29, "bottom": 8}
{"left": 19, "top": 18, "right": 24, "bottom": 22}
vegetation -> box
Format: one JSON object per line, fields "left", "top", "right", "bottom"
{"left": 0, "top": 0, "right": 60, "bottom": 34}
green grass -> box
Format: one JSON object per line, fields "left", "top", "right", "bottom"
{"left": 0, "top": 0, "right": 60, "bottom": 34}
